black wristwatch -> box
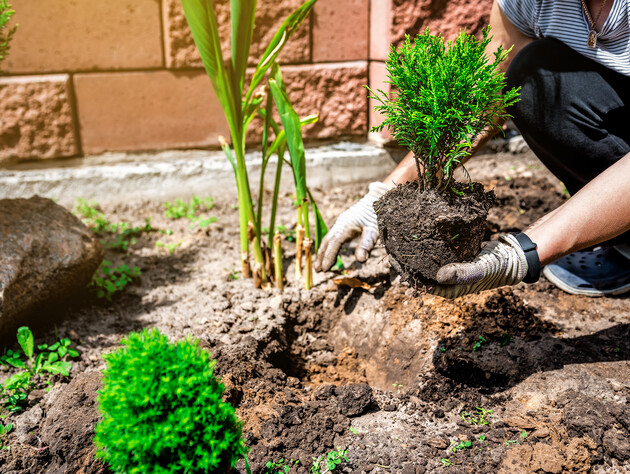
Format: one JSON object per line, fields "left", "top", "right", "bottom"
{"left": 514, "top": 233, "right": 541, "bottom": 283}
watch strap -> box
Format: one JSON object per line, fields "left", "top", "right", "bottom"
{"left": 514, "top": 232, "right": 540, "bottom": 283}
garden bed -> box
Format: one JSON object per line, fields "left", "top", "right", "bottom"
{"left": 1, "top": 149, "right": 629, "bottom": 473}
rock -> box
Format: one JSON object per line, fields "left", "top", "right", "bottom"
{"left": 40, "top": 371, "right": 107, "bottom": 473}
{"left": 335, "top": 383, "right": 376, "bottom": 417}
{"left": 0, "top": 197, "right": 103, "bottom": 336}
{"left": 530, "top": 443, "right": 564, "bottom": 473}
{"left": 603, "top": 428, "right": 630, "bottom": 461}
{"left": 13, "top": 405, "right": 43, "bottom": 443}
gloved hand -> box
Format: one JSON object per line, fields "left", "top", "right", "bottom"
{"left": 314, "top": 181, "right": 393, "bottom": 272}
{"left": 432, "top": 234, "right": 530, "bottom": 299}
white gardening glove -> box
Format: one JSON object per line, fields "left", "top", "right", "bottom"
{"left": 432, "top": 234, "right": 530, "bottom": 299}
{"left": 315, "top": 181, "right": 393, "bottom": 272}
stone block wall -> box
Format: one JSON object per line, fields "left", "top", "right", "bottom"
{"left": 0, "top": 0, "right": 490, "bottom": 163}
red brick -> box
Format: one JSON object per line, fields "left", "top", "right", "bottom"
{"left": 163, "top": 0, "right": 311, "bottom": 69}
{"left": 5, "top": 0, "right": 162, "bottom": 73}
{"left": 391, "top": 0, "right": 493, "bottom": 45}
{"left": 0, "top": 75, "right": 78, "bottom": 162}
{"left": 246, "top": 62, "right": 369, "bottom": 143}
{"left": 368, "top": 61, "right": 393, "bottom": 141}
{"left": 370, "top": 0, "right": 393, "bottom": 61}
{"left": 74, "top": 71, "right": 229, "bottom": 154}
{"left": 313, "top": 0, "right": 368, "bottom": 62}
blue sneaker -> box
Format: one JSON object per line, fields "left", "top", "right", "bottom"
{"left": 542, "top": 245, "right": 630, "bottom": 296}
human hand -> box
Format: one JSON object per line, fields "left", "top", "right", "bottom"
{"left": 432, "top": 233, "right": 539, "bottom": 299}
{"left": 314, "top": 181, "right": 393, "bottom": 272}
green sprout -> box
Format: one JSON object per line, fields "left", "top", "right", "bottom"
{"left": 367, "top": 27, "right": 520, "bottom": 191}
{"left": 460, "top": 407, "right": 493, "bottom": 425}
{"left": 311, "top": 447, "right": 349, "bottom": 473}
{"left": 89, "top": 261, "right": 141, "bottom": 301}
{"left": 472, "top": 335, "right": 487, "bottom": 351}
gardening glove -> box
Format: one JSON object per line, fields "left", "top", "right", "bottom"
{"left": 314, "top": 181, "right": 393, "bottom": 272}
{"left": 432, "top": 233, "right": 539, "bottom": 299}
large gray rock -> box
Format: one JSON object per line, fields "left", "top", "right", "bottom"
{"left": 0, "top": 196, "right": 103, "bottom": 336}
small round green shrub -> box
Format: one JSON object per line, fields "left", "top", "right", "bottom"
{"left": 95, "top": 329, "right": 247, "bottom": 473}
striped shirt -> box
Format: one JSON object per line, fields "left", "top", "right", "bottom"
{"left": 497, "top": 0, "right": 630, "bottom": 76}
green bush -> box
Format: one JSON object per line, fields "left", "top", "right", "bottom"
{"left": 368, "top": 27, "right": 519, "bottom": 190}
{"left": 95, "top": 329, "right": 247, "bottom": 473}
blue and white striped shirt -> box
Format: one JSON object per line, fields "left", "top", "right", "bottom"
{"left": 497, "top": 0, "right": 630, "bottom": 76}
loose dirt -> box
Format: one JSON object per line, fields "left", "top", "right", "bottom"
{"left": 0, "top": 149, "right": 628, "bottom": 473}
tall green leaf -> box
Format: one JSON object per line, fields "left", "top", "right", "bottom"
{"left": 245, "top": 0, "right": 316, "bottom": 105}
{"left": 307, "top": 187, "right": 327, "bottom": 250}
{"left": 16, "top": 326, "right": 33, "bottom": 360}
{"left": 182, "top": 0, "right": 239, "bottom": 134}
{"left": 230, "top": 0, "right": 257, "bottom": 94}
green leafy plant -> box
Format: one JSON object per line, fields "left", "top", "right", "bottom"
{"left": 0, "top": 327, "right": 79, "bottom": 413}
{"left": 95, "top": 328, "right": 247, "bottom": 473}
{"left": 163, "top": 196, "right": 218, "bottom": 228}
{"left": 460, "top": 406, "right": 493, "bottom": 426}
{"left": 472, "top": 335, "right": 487, "bottom": 351}
{"left": 441, "top": 458, "right": 454, "bottom": 467}
{"left": 89, "top": 260, "right": 141, "bottom": 301}
{"left": 155, "top": 240, "right": 183, "bottom": 254}
{"left": 311, "top": 447, "right": 348, "bottom": 473}
{"left": 0, "top": 0, "right": 17, "bottom": 67}
{"left": 368, "top": 27, "right": 520, "bottom": 190}
{"left": 450, "top": 440, "right": 472, "bottom": 453}
{"left": 265, "top": 458, "right": 300, "bottom": 474}
{"left": 183, "top": 0, "right": 327, "bottom": 290}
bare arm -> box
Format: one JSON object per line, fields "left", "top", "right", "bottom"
{"left": 525, "top": 152, "right": 630, "bottom": 265}
{"left": 382, "top": 0, "right": 534, "bottom": 187}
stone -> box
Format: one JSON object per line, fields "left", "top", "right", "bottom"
{"left": 0, "top": 196, "right": 103, "bottom": 336}
{"left": 73, "top": 70, "right": 230, "bottom": 154}
{"left": 603, "top": 429, "right": 630, "bottom": 461}
{"left": 5, "top": 0, "right": 162, "bottom": 73}
{"left": 247, "top": 62, "right": 368, "bottom": 143}
{"left": 530, "top": 443, "right": 564, "bottom": 473}
{"left": 313, "top": 0, "right": 368, "bottom": 62}
{"left": 391, "top": 0, "right": 493, "bottom": 45}
{"left": 0, "top": 75, "right": 78, "bottom": 162}
{"left": 163, "top": 0, "right": 311, "bottom": 69}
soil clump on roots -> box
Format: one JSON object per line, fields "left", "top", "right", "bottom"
{"left": 375, "top": 180, "right": 495, "bottom": 288}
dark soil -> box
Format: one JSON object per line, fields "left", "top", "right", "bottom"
{"left": 375, "top": 180, "right": 494, "bottom": 288}
{"left": 1, "top": 150, "right": 629, "bottom": 473}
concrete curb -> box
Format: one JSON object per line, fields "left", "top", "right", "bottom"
{"left": 0, "top": 142, "right": 395, "bottom": 206}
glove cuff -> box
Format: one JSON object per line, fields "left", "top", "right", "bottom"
{"left": 367, "top": 181, "right": 394, "bottom": 198}
{"left": 514, "top": 232, "right": 540, "bottom": 283}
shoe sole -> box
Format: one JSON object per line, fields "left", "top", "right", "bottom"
{"left": 542, "top": 266, "right": 630, "bottom": 297}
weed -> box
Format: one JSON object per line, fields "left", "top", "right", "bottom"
{"left": 265, "top": 458, "right": 299, "bottom": 474}
{"left": 460, "top": 407, "right": 493, "bottom": 425}
{"left": 505, "top": 439, "right": 519, "bottom": 446}
{"left": 311, "top": 447, "right": 349, "bottom": 473}
{"left": 441, "top": 458, "right": 453, "bottom": 467}
{"left": 499, "top": 332, "right": 514, "bottom": 346}
{"left": 0, "top": 422, "right": 12, "bottom": 449}
{"left": 520, "top": 430, "right": 528, "bottom": 439}
{"left": 163, "top": 196, "right": 218, "bottom": 228}
{"left": 450, "top": 440, "right": 472, "bottom": 453}
{"left": 263, "top": 224, "right": 296, "bottom": 242}
{"left": 349, "top": 426, "right": 359, "bottom": 434}
{"left": 471, "top": 336, "right": 487, "bottom": 351}
{"left": 155, "top": 240, "right": 182, "bottom": 254}
{"left": 89, "top": 260, "right": 141, "bottom": 301}
{"left": 0, "top": 327, "right": 79, "bottom": 413}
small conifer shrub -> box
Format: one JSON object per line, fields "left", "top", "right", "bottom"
{"left": 368, "top": 27, "right": 520, "bottom": 190}
{"left": 95, "top": 329, "right": 247, "bottom": 473}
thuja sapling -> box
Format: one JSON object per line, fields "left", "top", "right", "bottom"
{"left": 368, "top": 28, "right": 520, "bottom": 287}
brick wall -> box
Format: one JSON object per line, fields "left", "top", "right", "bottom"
{"left": 0, "top": 0, "right": 490, "bottom": 163}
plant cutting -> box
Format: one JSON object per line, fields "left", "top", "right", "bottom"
{"left": 183, "top": 0, "right": 327, "bottom": 290}
{"left": 368, "top": 27, "right": 520, "bottom": 287}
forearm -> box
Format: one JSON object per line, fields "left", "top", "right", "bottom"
{"left": 525, "top": 152, "right": 630, "bottom": 265}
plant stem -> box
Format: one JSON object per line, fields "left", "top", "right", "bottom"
{"left": 295, "top": 222, "right": 304, "bottom": 279}
{"left": 303, "top": 238, "right": 313, "bottom": 290}
{"left": 274, "top": 232, "right": 283, "bottom": 291}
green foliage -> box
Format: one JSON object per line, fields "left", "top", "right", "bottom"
{"left": 95, "top": 329, "right": 247, "bottom": 473}
{"left": 75, "top": 198, "right": 153, "bottom": 251}
{"left": 441, "top": 458, "right": 454, "bottom": 467}
{"left": 471, "top": 335, "right": 487, "bottom": 351}
{"left": 155, "top": 240, "right": 183, "bottom": 254}
{"left": 163, "top": 196, "right": 218, "bottom": 228}
{"left": 368, "top": 27, "right": 520, "bottom": 190}
{"left": 0, "top": 327, "right": 79, "bottom": 413}
{"left": 89, "top": 260, "right": 141, "bottom": 301}
{"left": 460, "top": 406, "right": 493, "bottom": 426}
{"left": 0, "top": 0, "right": 16, "bottom": 68}
{"left": 265, "top": 458, "right": 300, "bottom": 474}
{"left": 311, "top": 447, "right": 349, "bottom": 473}
{"left": 450, "top": 440, "right": 472, "bottom": 453}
